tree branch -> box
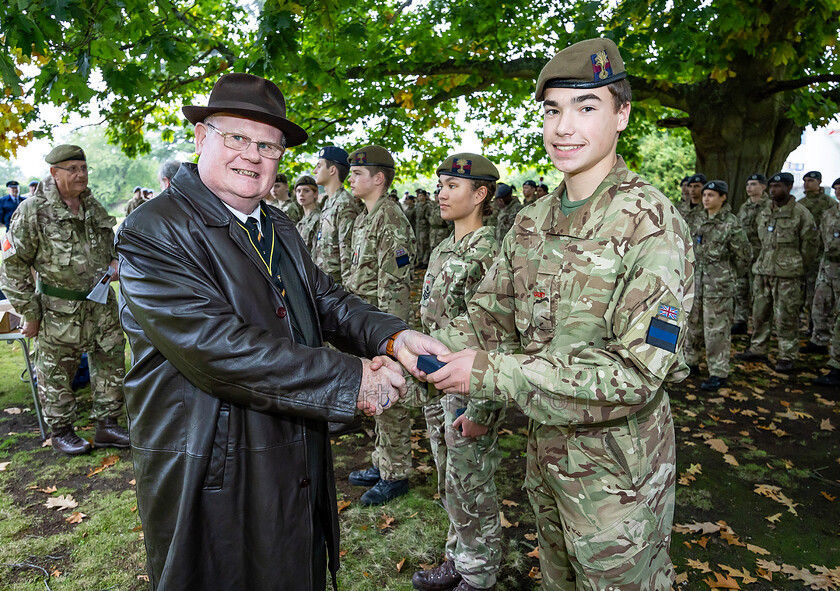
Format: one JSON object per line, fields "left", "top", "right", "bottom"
{"left": 765, "top": 74, "right": 840, "bottom": 95}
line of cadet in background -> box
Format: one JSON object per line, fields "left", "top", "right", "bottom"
{"left": 674, "top": 170, "right": 840, "bottom": 390}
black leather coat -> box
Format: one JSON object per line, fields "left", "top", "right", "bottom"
{"left": 116, "top": 164, "right": 407, "bottom": 590}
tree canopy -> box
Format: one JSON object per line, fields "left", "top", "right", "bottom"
{"left": 2, "top": 0, "right": 838, "bottom": 203}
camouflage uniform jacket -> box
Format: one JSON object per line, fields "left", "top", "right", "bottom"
{"left": 676, "top": 198, "right": 691, "bottom": 220}
{"left": 313, "top": 186, "right": 358, "bottom": 284}
{"left": 737, "top": 193, "right": 769, "bottom": 260}
{"left": 495, "top": 197, "right": 523, "bottom": 243}
{"left": 277, "top": 198, "right": 303, "bottom": 224}
{"left": 404, "top": 203, "right": 418, "bottom": 232}
{"left": 426, "top": 201, "right": 448, "bottom": 230}
{"left": 692, "top": 203, "right": 752, "bottom": 298}
{"left": 345, "top": 196, "right": 416, "bottom": 321}
{"left": 125, "top": 194, "right": 149, "bottom": 217}
{"left": 801, "top": 190, "right": 836, "bottom": 251}
{"left": 422, "top": 226, "right": 501, "bottom": 425}
{"left": 753, "top": 198, "right": 818, "bottom": 278}
{"left": 295, "top": 207, "right": 321, "bottom": 254}
{"left": 820, "top": 205, "right": 840, "bottom": 264}
{"left": 0, "top": 176, "right": 117, "bottom": 322}
{"left": 435, "top": 158, "right": 695, "bottom": 426}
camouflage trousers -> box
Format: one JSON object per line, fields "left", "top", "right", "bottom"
{"left": 810, "top": 260, "right": 840, "bottom": 347}
{"left": 424, "top": 393, "right": 506, "bottom": 588}
{"left": 525, "top": 392, "right": 676, "bottom": 591}
{"left": 802, "top": 259, "right": 820, "bottom": 325}
{"left": 750, "top": 275, "right": 802, "bottom": 361}
{"left": 733, "top": 269, "right": 754, "bottom": 326}
{"left": 685, "top": 295, "right": 734, "bottom": 378}
{"left": 34, "top": 295, "right": 125, "bottom": 429}
{"left": 829, "top": 312, "right": 840, "bottom": 370}
{"left": 416, "top": 232, "right": 431, "bottom": 267}
{"left": 371, "top": 402, "right": 412, "bottom": 480}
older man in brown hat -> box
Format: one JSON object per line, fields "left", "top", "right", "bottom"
{"left": 114, "top": 73, "right": 446, "bottom": 591}
{"left": 0, "top": 145, "right": 128, "bottom": 455}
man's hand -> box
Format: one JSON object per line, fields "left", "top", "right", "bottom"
{"left": 453, "top": 413, "right": 488, "bottom": 438}
{"left": 20, "top": 319, "right": 40, "bottom": 338}
{"left": 426, "top": 349, "right": 478, "bottom": 394}
{"left": 392, "top": 330, "right": 450, "bottom": 380}
{"left": 109, "top": 260, "right": 119, "bottom": 282}
{"left": 357, "top": 357, "right": 407, "bottom": 416}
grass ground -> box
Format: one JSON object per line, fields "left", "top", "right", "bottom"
{"left": 0, "top": 272, "right": 838, "bottom": 590}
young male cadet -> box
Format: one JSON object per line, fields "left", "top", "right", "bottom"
{"left": 421, "top": 38, "right": 694, "bottom": 590}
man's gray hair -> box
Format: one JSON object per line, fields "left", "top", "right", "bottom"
{"left": 159, "top": 160, "right": 181, "bottom": 182}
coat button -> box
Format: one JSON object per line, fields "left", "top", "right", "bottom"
{"left": 276, "top": 306, "right": 287, "bottom": 318}
{"left": 300, "top": 478, "right": 311, "bottom": 488}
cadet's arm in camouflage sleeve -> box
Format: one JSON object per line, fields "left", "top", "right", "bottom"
{"left": 0, "top": 206, "right": 43, "bottom": 322}
{"left": 460, "top": 242, "right": 505, "bottom": 427}
{"left": 376, "top": 229, "right": 412, "bottom": 323}
{"left": 731, "top": 224, "right": 752, "bottom": 276}
{"left": 799, "top": 209, "right": 819, "bottom": 270}
{"left": 451, "top": 228, "right": 692, "bottom": 427}
{"left": 337, "top": 201, "right": 357, "bottom": 285}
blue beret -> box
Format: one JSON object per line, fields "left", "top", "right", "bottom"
{"left": 747, "top": 174, "right": 767, "bottom": 184}
{"left": 690, "top": 173, "right": 707, "bottom": 184}
{"left": 318, "top": 146, "right": 349, "bottom": 166}
{"left": 703, "top": 180, "right": 728, "bottom": 194}
{"left": 803, "top": 170, "right": 822, "bottom": 182}
{"left": 769, "top": 172, "right": 794, "bottom": 184}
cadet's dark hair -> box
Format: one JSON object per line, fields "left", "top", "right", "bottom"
{"left": 327, "top": 160, "right": 350, "bottom": 183}
{"left": 470, "top": 179, "right": 496, "bottom": 217}
{"left": 368, "top": 165, "right": 395, "bottom": 191}
{"left": 607, "top": 79, "right": 632, "bottom": 112}
{"left": 159, "top": 159, "right": 180, "bottom": 182}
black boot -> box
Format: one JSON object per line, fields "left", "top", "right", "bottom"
{"left": 360, "top": 478, "right": 409, "bottom": 506}
{"left": 93, "top": 417, "right": 130, "bottom": 448}
{"left": 412, "top": 560, "right": 461, "bottom": 591}
{"left": 735, "top": 350, "right": 768, "bottom": 362}
{"left": 815, "top": 368, "right": 840, "bottom": 387}
{"left": 51, "top": 425, "right": 93, "bottom": 455}
{"left": 799, "top": 341, "right": 828, "bottom": 355}
{"left": 349, "top": 465, "right": 381, "bottom": 486}
{"left": 730, "top": 322, "right": 748, "bottom": 335}
{"left": 700, "top": 375, "right": 728, "bottom": 391}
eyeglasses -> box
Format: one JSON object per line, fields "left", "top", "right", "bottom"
{"left": 204, "top": 122, "right": 286, "bottom": 159}
{"left": 53, "top": 165, "right": 91, "bottom": 175}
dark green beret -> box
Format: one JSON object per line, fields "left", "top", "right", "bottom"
{"left": 703, "top": 180, "right": 728, "bottom": 195}
{"left": 45, "top": 144, "right": 86, "bottom": 164}
{"left": 770, "top": 172, "right": 794, "bottom": 185}
{"left": 294, "top": 175, "right": 318, "bottom": 189}
{"left": 348, "top": 145, "right": 394, "bottom": 169}
{"left": 436, "top": 153, "right": 499, "bottom": 182}
{"left": 803, "top": 170, "right": 822, "bottom": 182}
{"left": 689, "top": 173, "right": 707, "bottom": 185}
{"left": 747, "top": 173, "right": 767, "bottom": 184}
{"left": 535, "top": 38, "right": 626, "bottom": 100}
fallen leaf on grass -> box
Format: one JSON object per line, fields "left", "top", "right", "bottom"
{"left": 723, "top": 454, "right": 739, "bottom": 466}
{"left": 705, "top": 438, "right": 729, "bottom": 454}
{"left": 820, "top": 491, "right": 836, "bottom": 502}
{"left": 396, "top": 558, "right": 405, "bottom": 572}
{"left": 746, "top": 543, "right": 770, "bottom": 556}
{"left": 676, "top": 572, "right": 688, "bottom": 584}
{"left": 703, "top": 571, "right": 741, "bottom": 589}
{"left": 31, "top": 485, "right": 58, "bottom": 494}
{"left": 524, "top": 533, "right": 537, "bottom": 541}
{"left": 686, "top": 558, "right": 712, "bottom": 573}
{"left": 719, "top": 565, "right": 757, "bottom": 584}
{"left": 4, "top": 407, "right": 22, "bottom": 415}
{"left": 765, "top": 512, "right": 782, "bottom": 523}
{"left": 499, "top": 511, "right": 518, "bottom": 528}
{"left": 501, "top": 499, "right": 519, "bottom": 507}
{"left": 780, "top": 564, "right": 836, "bottom": 589}
{"left": 820, "top": 418, "right": 835, "bottom": 432}
{"left": 696, "top": 536, "right": 709, "bottom": 548}
{"left": 753, "top": 484, "right": 799, "bottom": 515}
{"left": 50, "top": 569, "right": 61, "bottom": 578}
{"left": 526, "top": 546, "right": 540, "bottom": 558}
{"left": 378, "top": 513, "right": 395, "bottom": 530}
{"left": 415, "top": 464, "right": 435, "bottom": 475}
{"left": 87, "top": 454, "right": 120, "bottom": 477}
{"left": 527, "top": 567, "right": 541, "bottom": 580}
{"left": 44, "top": 494, "right": 77, "bottom": 511}
{"left": 129, "top": 479, "right": 136, "bottom": 486}
{"left": 0, "top": 462, "right": 10, "bottom": 471}
{"left": 65, "top": 511, "right": 87, "bottom": 524}
{"left": 687, "top": 464, "right": 702, "bottom": 475}
{"left": 337, "top": 500, "right": 351, "bottom": 514}
{"left": 756, "top": 559, "right": 781, "bottom": 573}
{"left": 42, "top": 438, "right": 52, "bottom": 447}
{"left": 418, "top": 563, "right": 435, "bottom": 571}
{"left": 339, "top": 550, "right": 347, "bottom": 558}
{"left": 720, "top": 530, "right": 745, "bottom": 547}
{"left": 673, "top": 521, "right": 721, "bottom": 535}
{"left": 132, "top": 525, "right": 143, "bottom": 532}
{"left": 498, "top": 428, "right": 513, "bottom": 436}
{"left": 137, "top": 575, "right": 149, "bottom": 582}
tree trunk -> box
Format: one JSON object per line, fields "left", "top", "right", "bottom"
{"left": 682, "top": 81, "right": 802, "bottom": 213}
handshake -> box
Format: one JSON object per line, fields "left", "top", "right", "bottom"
{"left": 355, "top": 330, "right": 475, "bottom": 416}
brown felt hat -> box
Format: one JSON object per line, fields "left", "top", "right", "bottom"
{"left": 182, "top": 73, "right": 308, "bottom": 147}
{"left": 348, "top": 145, "right": 394, "bottom": 169}
{"left": 436, "top": 153, "right": 499, "bottom": 181}
{"left": 535, "top": 38, "right": 626, "bottom": 100}
{"left": 46, "top": 144, "right": 86, "bottom": 164}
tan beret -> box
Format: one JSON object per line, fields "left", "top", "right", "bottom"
{"left": 436, "top": 153, "right": 499, "bottom": 181}
{"left": 535, "top": 38, "right": 626, "bottom": 100}
{"left": 348, "top": 145, "right": 394, "bottom": 169}
{"left": 45, "top": 144, "right": 86, "bottom": 164}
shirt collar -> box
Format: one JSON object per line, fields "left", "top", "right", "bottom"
{"left": 222, "top": 200, "right": 261, "bottom": 225}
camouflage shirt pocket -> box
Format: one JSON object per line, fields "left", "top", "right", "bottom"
{"left": 40, "top": 295, "right": 83, "bottom": 345}
{"left": 43, "top": 223, "right": 73, "bottom": 267}
{"left": 527, "top": 258, "right": 563, "bottom": 342}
